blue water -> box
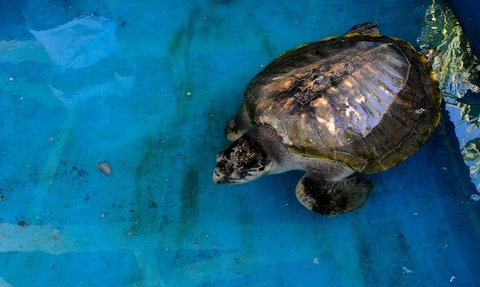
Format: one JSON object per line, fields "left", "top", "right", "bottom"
{"left": 0, "top": 0, "right": 479, "bottom": 286}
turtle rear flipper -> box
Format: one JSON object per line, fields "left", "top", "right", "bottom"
{"left": 295, "top": 174, "right": 373, "bottom": 216}
{"left": 345, "top": 22, "right": 379, "bottom": 36}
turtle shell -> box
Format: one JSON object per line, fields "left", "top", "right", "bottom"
{"left": 245, "top": 34, "right": 442, "bottom": 174}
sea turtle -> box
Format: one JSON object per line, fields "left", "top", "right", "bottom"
{"left": 213, "top": 23, "right": 442, "bottom": 215}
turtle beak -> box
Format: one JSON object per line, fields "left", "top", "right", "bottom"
{"left": 213, "top": 167, "right": 221, "bottom": 184}
{"left": 214, "top": 152, "right": 224, "bottom": 183}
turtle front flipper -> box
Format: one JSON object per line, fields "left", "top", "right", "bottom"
{"left": 225, "top": 104, "right": 250, "bottom": 141}
{"left": 295, "top": 173, "right": 373, "bottom": 216}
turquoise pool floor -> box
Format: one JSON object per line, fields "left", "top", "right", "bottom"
{"left": 0, "top": 0, "right": 479, "bottom": 286}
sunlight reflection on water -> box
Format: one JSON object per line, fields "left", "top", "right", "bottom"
{"left": 418, "top": 0, "right": 480, "bottom": 200}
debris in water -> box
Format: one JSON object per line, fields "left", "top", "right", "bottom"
{"left": 402, "top": 266, "right": 413, "bottom": 273}
{"left": 450, "top": 276, "right": 455, "bottom": 283}
{"left": 96, "top": 161, "right": 112, "bottom": 175}
{"left": 17, "top": 219, "right": 29, "bottom": 227}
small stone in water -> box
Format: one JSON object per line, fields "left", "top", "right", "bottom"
{"left": 96, "top": 161, "right": 112, "bottom": 175}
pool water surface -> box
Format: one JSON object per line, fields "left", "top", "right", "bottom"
{"left": 0, "top": 0, "right": 479, "bottom": 286}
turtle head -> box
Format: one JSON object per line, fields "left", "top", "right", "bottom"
{"left": 213, "top": 134, "right": 272, "bottom": 184}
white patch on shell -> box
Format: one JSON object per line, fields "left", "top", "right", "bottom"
{"left": 316, "top": 115, "right": 336, "bottom": 134}
{"left": 343, "top": 79, "right": 354, "bottom": 88}
{"left": 345, "top": 105, "right": 359, "bottom": 121}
